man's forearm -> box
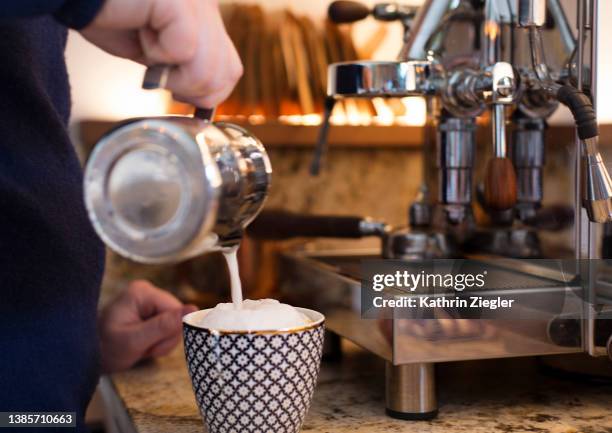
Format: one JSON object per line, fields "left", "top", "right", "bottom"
{"left": 0, "top": 0, "right": 104, "bottom": 29}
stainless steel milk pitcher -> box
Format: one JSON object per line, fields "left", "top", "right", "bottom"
{"left": 84, "top": 69, "right": 272, "bottom": 264}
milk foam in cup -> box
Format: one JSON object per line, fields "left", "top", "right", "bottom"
{"left": 208, "top": 247, "right": 311, "bottom": 331}
{"left": 196, "top": 298, "right": 312, "bottom": 331}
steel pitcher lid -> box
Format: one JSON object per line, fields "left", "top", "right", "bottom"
{"left": 84, "top": 118, "right": 222, "bottom": 263}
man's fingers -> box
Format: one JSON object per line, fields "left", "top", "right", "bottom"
{"left": 81, "top": 0, "right": 243, "bottom": 108}
{"left": 165, "top": 52, "right": 243, "bottom": 108}
{"left": 148, "top": 333, "right": 182, "bottom": 358}
{"left": 80, "top": 28, "right": 145, "bottom": 62}
{"left": 182, "top": 304, "right": 198, "bottom": 316}
{"left": 139, "top": 0, "right": 198, "bottom": 65}
{"left": 144, "top": 305, "right": 196, "bottom": 358}
{"left": 145, "top": 305, "right": 197, "bottom": 358}
{"left": 130, "top": 308, "right": 184, "bottom": 353}
{"left": 127, "top": 280, "right": 183, "bottom": 319}
{"left": 163, "top": 3, "right": 243, "bottom": 108}
{"left": 174, "top": 85, "right": 236, "bottom": 111}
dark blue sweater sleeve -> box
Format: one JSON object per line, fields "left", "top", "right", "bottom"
{"left": 0, "top": 0, "right": 105, "bottom": 29}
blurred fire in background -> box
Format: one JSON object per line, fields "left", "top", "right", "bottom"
{"left": 169, "top": 3, "right": 426, "bottom": 126}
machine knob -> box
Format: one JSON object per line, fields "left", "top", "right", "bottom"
{"left": 328, "top": 1, "right": 370, "bottom": 23}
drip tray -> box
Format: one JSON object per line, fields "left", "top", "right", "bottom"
{"left": 278, "top": 249, "right": 585, "bottom": 364}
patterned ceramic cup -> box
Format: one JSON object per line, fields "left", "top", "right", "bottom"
{"left": 183, "top": 308, "right": 325, "bottom": 433}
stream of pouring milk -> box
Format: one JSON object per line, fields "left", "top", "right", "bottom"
{"left": 223, "top": 248, "right": 243, "bottom": 309}
{"left": 199, "top": 246, "right": 311, "bottom": 330}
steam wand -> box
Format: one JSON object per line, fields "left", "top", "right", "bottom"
{"left": 523, "top": 13, "right": 612, "bottom": 223}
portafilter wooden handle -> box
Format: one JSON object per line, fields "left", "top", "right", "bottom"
{"left": 484, "top": 104, "right": 517, "bottom": 211}
{"left": 484, "top": 157, "right": 518, "bottom": 211}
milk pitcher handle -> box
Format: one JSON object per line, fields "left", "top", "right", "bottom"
{"left": 142, "top": 65, "right": 216, "bottom": 122}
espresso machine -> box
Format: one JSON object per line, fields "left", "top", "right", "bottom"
{"left": 279, "top": 0, "right": 612, "bottom": 420}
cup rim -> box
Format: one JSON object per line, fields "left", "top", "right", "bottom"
{"left": 183, "top": 306, "right": 325, "bottom": 335}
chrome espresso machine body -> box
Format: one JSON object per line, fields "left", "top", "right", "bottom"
{"left": 280, "top": 0, "right": 612, "bottom": 420}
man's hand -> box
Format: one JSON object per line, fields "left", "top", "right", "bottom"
{"left": 99, "top": 280, "right": 197, "bottom": 374}
{"left": 80, "top": 0, "right": 243, "bottom": 108}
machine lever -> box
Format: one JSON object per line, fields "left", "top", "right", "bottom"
{"left": 328, "top": 1, "right": 417, "bottom": 24}
{"left": 328, "top": 0, "right": 371, "bottom": 23}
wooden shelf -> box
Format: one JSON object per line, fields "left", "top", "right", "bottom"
{"left": 77, "top": 120, "right": 612, "bottom": 157}
{"left": 231, "top": 122, "right": 424, "bottom": 148}
{"left": 78, "top": 120, "right": 424, "bottom": 150}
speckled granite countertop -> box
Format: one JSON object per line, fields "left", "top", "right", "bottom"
{"left": 105, "top": 342, "right": 612, "bottom": 433}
